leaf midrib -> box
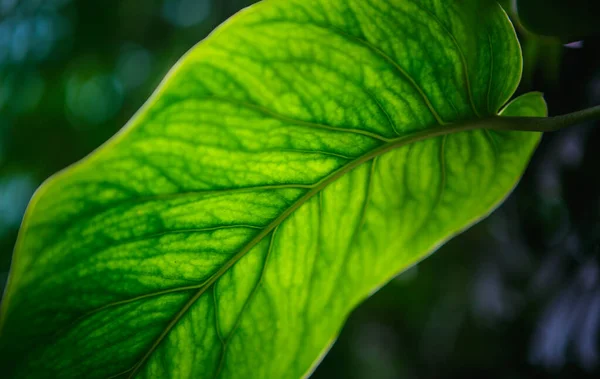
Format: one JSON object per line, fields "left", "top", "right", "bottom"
{"left": 124, "top": 116, "right": 499, "bottom": 378}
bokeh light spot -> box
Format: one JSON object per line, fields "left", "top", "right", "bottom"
{"left": 0, "top": 173, "right": 36, "bottom": 238}
{"left": 162, "top": 0, "right": 211, "bottom": 27}
{"left": 66, "top": 73, "right": 124, "bottom": 127}
{"left": 116, "top": 43, "right": 153, "bottom": 91}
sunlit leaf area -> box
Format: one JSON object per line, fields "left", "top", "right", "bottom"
{"left": 0, "top": 0, "right": 599, "bottom": 378}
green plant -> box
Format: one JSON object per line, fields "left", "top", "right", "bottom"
{"left": 0, "top": 0, "right": 598, "bottom": 377}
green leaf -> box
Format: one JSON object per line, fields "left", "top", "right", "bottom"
{"left": 0, "top": 0, "right": 546, "bottom": 377}
{"left": 500, "top": 91, "right": 547, "bottom": 117}
{"left": 516, "top": 0, "right": 600, "bottom": 38}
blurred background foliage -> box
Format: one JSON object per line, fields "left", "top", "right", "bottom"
{"left": 0, "top": 0, "right": 599, "bottom": 378}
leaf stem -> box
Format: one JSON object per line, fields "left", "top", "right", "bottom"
{"left": 491, "top": 104, "right": 600, "bottom": 132}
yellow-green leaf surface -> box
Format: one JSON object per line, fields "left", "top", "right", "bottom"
{"left": 0, "top": 0, "right": 547, "bottom": 377}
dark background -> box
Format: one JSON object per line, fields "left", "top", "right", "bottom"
{"left": 0, "top": 1, "right": 599, "bottom": 378}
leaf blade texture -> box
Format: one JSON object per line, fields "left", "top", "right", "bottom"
{"left": 0, "top": 0, "right": 547, "bottom": 377}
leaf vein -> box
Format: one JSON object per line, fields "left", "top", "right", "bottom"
{"left": 212, "top": 228, "right": 277, "bottom": 379}
{"left": 245, "top": 19, "right": 446, "bottom": 125}
{"left": 117, "top": 117, "right": 505, "bottom": 378}
{"left": 409, "top": 1, "right": 480, "bottom": 117}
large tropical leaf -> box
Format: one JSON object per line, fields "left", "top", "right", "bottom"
{"left": 0, "top": 0, "right": 547, "bottom": 377}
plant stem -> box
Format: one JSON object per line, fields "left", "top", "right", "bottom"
{"left": 491, "top": 104, "right": 600, "bottom": 132}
